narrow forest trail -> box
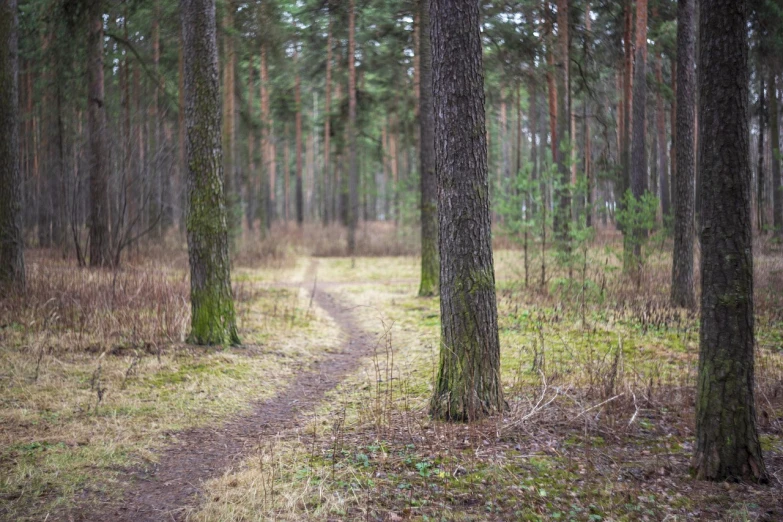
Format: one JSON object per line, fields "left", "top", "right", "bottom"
{"left": 71, "top": 259, "right": 380, "bottom": 522}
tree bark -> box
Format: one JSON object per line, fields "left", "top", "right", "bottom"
{"left": 656, "top": 51, "right": 670, "bottom": 218}
{"left": 671, "top": 0, "right": 696, "bottom": 309}
{"left": 620, "top": 0, "right": 633, "bottom": 200}
{"left": 430, "top": 0, "right": 503, "bottom": 422}
{"left": 323, "top": 15, "right": 332, "bottom": 225}
{"left": 221, "top": 5, "right": 238, "bottom": 239}
{"left": 150, "top": 0, "right": 163, "bottom": 236}
{"left": 284, "top": 123, "right": 290, "bottom": 223}
{"left": 628, "top": 0, "right": 649, "bottom": 267}
{"left": 670, "top": 57, "right": 677, "bottom": 211}
{"left": 757, "top": 68, "right": 765, "bottom": 232}
{"left": 769, "top": 66, "right": 781, "bottom": 236}
{"left": 295, "top": 48, "right": 304, "bottom": 227}
{"left": 418, "top": 0, "right": 438, "bottom": 296}
{"left": 553, "top": 0, "right": 570, "bottom": 250}
{"left": 181, "top": 0, "right": 239, "bottom": 345}
{"left": 584, "top": 1, "right": 593, "bottom": 227}
{"left": 545, "top": 4, "right": 557, "bottom": 163}
{"left": 246, "top": 58, "right": 256, "bottom": 231}
{"left": 694, "top": 0, "right": 767, "bottom": 483}
{"left": 88, "top": 0, "right": 111, "bottom": 267}
{"left": 347, "top": 0, "right": 358, "bottom": 254}
{"left": 529, "top": 67, "right": 538, "bottom": 194}
{"left": 261, "top": 41, "right": 272, "bottom": 228}
{"left": 0, "top": 0, "right": 24, "bottom": 289}
{"left": 179, "top": 27, "right": 186, "bottom": 231}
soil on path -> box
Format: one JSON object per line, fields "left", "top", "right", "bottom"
{"left": 69, "top": 260, "right": 375, "bottom": 522}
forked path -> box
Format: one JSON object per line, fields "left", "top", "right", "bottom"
{"left": 72, "top": 259, "right": 375, "bottom": 522}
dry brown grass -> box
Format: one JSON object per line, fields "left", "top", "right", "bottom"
{"left": 0, "top": 250, "right": 343, "bottom": 521}
{"left": 194, "top": 242, "right": 783, "bottom": 522}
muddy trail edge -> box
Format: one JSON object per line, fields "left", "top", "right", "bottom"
{"left": 68, "top": 259, "right": 376, "bottom": 522}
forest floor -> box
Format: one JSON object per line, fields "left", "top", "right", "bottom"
{"left": 2, "top": 228, "right": 783, "bottom": 521}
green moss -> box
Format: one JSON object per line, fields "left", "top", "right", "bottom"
{"left": 189, "top": 286, "right": 240, "bottom": 346}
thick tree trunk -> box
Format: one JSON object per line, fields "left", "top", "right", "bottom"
{"left": 0, "top": 0, "right": 24, "bottom": 289}
{"left": 418, "top": 0, "right": 438, "bottom": 296}
{"left": 770, "top": 66, "right": 782, "bottom": 236}
{"left": 347, "top": 0, "right": 358, "bottom": 254}
{"left": 694, "top": 0, "right": 767, "bottom": 483}
{"left": 88, "top": 0, "right": 111, "bottom": 267}
{"left": 430, "top": 0, "right": 503, "bottom": 422}
{"left": 628, "top": 0, "right": 648, "bottom": 268}
{"left": 671, "top": 0, "right": 696, "bottom": 309}
{"left": 181, "top": 0, "right": 239, "bottom": 346}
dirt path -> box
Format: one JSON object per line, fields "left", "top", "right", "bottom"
{"left": 70, "top": 260, "right": 376, "bottom": 522}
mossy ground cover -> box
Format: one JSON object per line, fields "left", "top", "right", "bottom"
{"left": 0, "top": 256, "right": 341, "bottom": 521}
{"left": 194, "top": 248, "right": 783, "bottom": 522}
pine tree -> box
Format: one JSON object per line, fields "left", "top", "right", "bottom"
{"left": 430, "top": 0, "right": 503, "bottom": 422}
{"left": 0, "top": 0, "right": 24, "bottom": 289}
{"left": 671, "top": 0, "right": 696, "bottom": 309}
{"left": 181, "top": 0, "right": 240, "bottom": 346}
{"left": 693, "top": 0, "right": 767, "bottom": 483}
{"left": 418, "top": 0, "right": 438, "bottom": 297}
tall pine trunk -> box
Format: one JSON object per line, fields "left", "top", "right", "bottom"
{"left": 261, "top": 41, "right": 272, "bottom": 229}
{"left": 620, "top": 0, "right": 633, "bottom": 202}
{"left": 418, "top": 0, "right": 438, "bottom": 296}
{"left": 246, "top": 58, "right": 256, "bottom": 231}
{"left": 178, "top": 28, "right": 186, "bottom": 231}
{"left": 694, "top": 0, "right": 766, "bottom": 483}
{"left": 0, "top": 0, "right": 24, "bottom": 289}
{"left": 295, "top": 49, "right": 304, "bottom": 227}
{"left": 181, "top": 0, "right": 239, "bottom": 345}
{"left": 584, "top": 2, "right": 593, "bottom": 227}
{"left": 671, "top": 0, "right": 696, "bottom": 309}
{"left": 347, "top": 0, "right": 358, "bottom": 254}
{"left": 770, "top": 66, "right": 781, "bottom": 236}
{"left": 656, "top": 50, "right": 670, "bottom": 218}
{"left": 628, "top": 0, "right": 649, "bottom": 269}
{"left": 553, "top": 0, "right": 570, "bottom": 251}
{"left": 221, "top": 5, "right": 237, "bottom": 239}
{"left": 323, "top": 16, "right": 332, "bottom": 226}
{"left": 88, "top": 0, "right": 111, "bottom": 267}
{"left": 757, "top": 68, "right": 765, "bottom": 232}
{"left": 430, "top": 0, "right": 502, "bottom": 422}
{"left": 150, "top": 1, "right": 162, "bottom": 237}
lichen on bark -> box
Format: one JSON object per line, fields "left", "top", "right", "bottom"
{"left": 429, "top": 0, "right": 503, "bottom": 422}
{"left": 182, "top": 0, "right": 240, "bottom": 346}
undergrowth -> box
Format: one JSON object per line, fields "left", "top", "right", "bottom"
{"left": 193, "top": 246, "right": 783, "bottom": 522}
